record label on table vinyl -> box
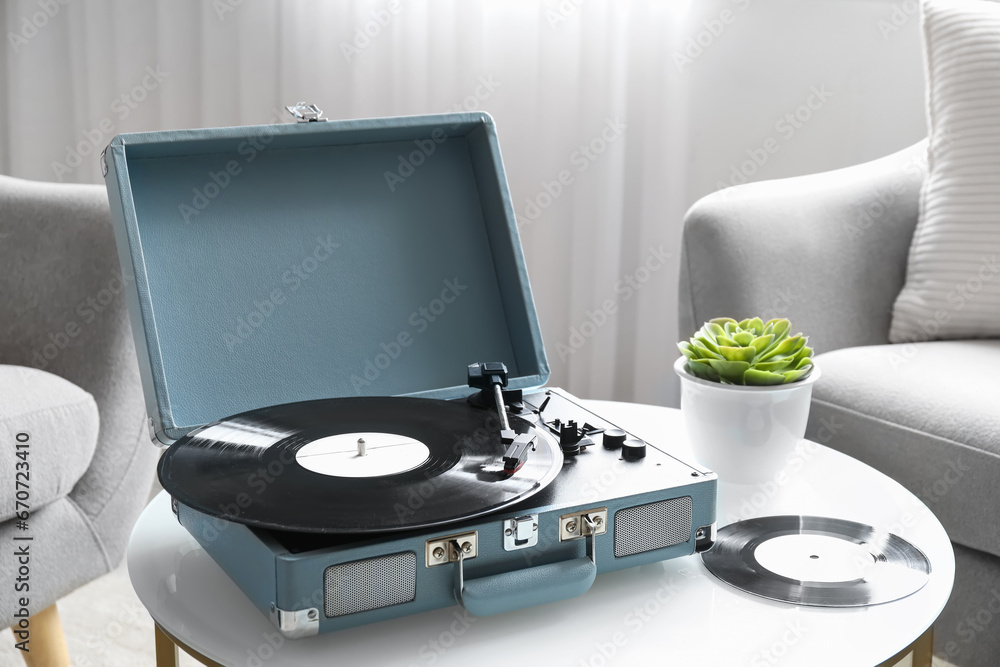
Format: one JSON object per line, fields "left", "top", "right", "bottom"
{"left": 702, "top": 515, "right": 931, "bottom": 607}
{"left": 158, "top": 396, "right": 563, "bottom": 534}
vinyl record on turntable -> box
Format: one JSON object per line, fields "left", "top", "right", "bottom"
{"left": 702, "top": 515, "right": 931, "bottom": 607}
{"left": 158, "top": 396, "right": 563, "bottom": 534}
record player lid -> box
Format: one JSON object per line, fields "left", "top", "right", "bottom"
{"left": 103, "top": 112, "right": 548, "bottom": 443}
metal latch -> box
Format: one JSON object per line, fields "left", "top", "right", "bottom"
{"left": 559, "top": 507, "right": 608, "bottom": 541}
{"left": 503, "top": 514, "right": 538, "bottom": 551}
{"left": 426, "top": 531, "right": 478, "bottom": 567}
{"left": 268, "top": 603, "right": 319, "bottom": 639}
{"left": 285, "top": 102, "right": 328, "bottom": 123}
{"left": 695, "top": 522, "right": 717, "bottom": 553}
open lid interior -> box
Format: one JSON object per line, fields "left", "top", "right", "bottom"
{"left": 104, "top": 113, "right": 548, "bottom": 442}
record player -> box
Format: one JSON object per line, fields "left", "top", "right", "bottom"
{"left": 102, "top": 106, "right": 718, "bottom": 638}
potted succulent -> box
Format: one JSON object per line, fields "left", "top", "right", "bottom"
{"left": 674, "top": 317, "right": 820, "bottom": 483}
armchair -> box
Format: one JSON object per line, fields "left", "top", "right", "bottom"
{"left": 0, "top": 174, "right": 158, "bottom": 666}
{"left": 679, "top": 141, "right": 1000, "bottom": 666}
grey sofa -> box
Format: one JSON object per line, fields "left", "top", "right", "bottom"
{"left": 0, "top": 174, "right": 158, "bottom": 664}
{"left": 679, "top": 141, "right": 1000, "bottom": 667}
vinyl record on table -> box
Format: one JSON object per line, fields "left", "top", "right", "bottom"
{"left": 158, "top": 396, "right": 562, "bottom": 534}
{"left": 702, "top": 515, "right": 931, "bottom": 607}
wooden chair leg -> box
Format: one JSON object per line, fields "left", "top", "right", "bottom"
{"left": 18, "top": 603, "right": 71, "bottom": 667}
{"left": 154, "top": 624, "right": 179, "bottom": 667}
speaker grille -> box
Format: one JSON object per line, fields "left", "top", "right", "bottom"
{"left": 324, "top": 551, "right": 416, "bottom": 617}
{"left": 614, "top": 496, "right": 693, "bottom": 558}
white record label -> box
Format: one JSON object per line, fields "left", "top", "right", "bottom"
{"left": 296, "top": 432, "right": 430, "bottom": 478}
{"left": 754, "top": 534, "right": 877, "bottom": 583}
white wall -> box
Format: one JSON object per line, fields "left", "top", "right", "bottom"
{"left": 683, "top": 0, "right": 927, "bottom": 202}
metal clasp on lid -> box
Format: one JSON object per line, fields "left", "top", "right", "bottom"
{"left": 285, "top": 102, "right": 327, "bottom": 123}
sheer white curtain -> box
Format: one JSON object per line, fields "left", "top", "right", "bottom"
{"left": 0, "top": 0, "right": 692, "bottom": 405}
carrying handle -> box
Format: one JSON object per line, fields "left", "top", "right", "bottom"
{"left": 454, "top": 517, "right": 598, "bottom": 617}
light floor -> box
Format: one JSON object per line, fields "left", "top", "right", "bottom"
{"left": 0, "top": 561, "right": 199, "bottom": 666}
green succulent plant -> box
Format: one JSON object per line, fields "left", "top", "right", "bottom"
{"left": 677, "top": 317, "right": 814, "bottom": 386}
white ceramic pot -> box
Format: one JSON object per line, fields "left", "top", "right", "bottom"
{"left": 674, "top": 356, "right": 821, "bottom": 484}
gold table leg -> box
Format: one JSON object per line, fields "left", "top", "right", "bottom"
{"left": 154, "top": 624, "right": 179, "bottom": 667}
{"left": 154, "top": 623, "right": 226, "bottom": 667}
{"left": 911, "top": 626, "right": 934, "bottom": 667}
{"left": 876, "top": 625, "right": 934, "bottom": 667}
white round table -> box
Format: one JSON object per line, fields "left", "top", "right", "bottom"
{"left": 128, "top": 401, "right": 954, "bottom": 667}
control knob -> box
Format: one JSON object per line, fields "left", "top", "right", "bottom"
{"left": 622, "top": 439, "right": 646, "bottom": 460}
{"left": 602, "top": 428, "right": 626, "bottom": 450}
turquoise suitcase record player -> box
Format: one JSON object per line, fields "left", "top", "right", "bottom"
{"left": 102, "top": 105, "right": 717, "bottom": 638}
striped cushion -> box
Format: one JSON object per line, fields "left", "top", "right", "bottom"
{"left": 889, "top": 0, "right": 1000, "bottom": 343}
